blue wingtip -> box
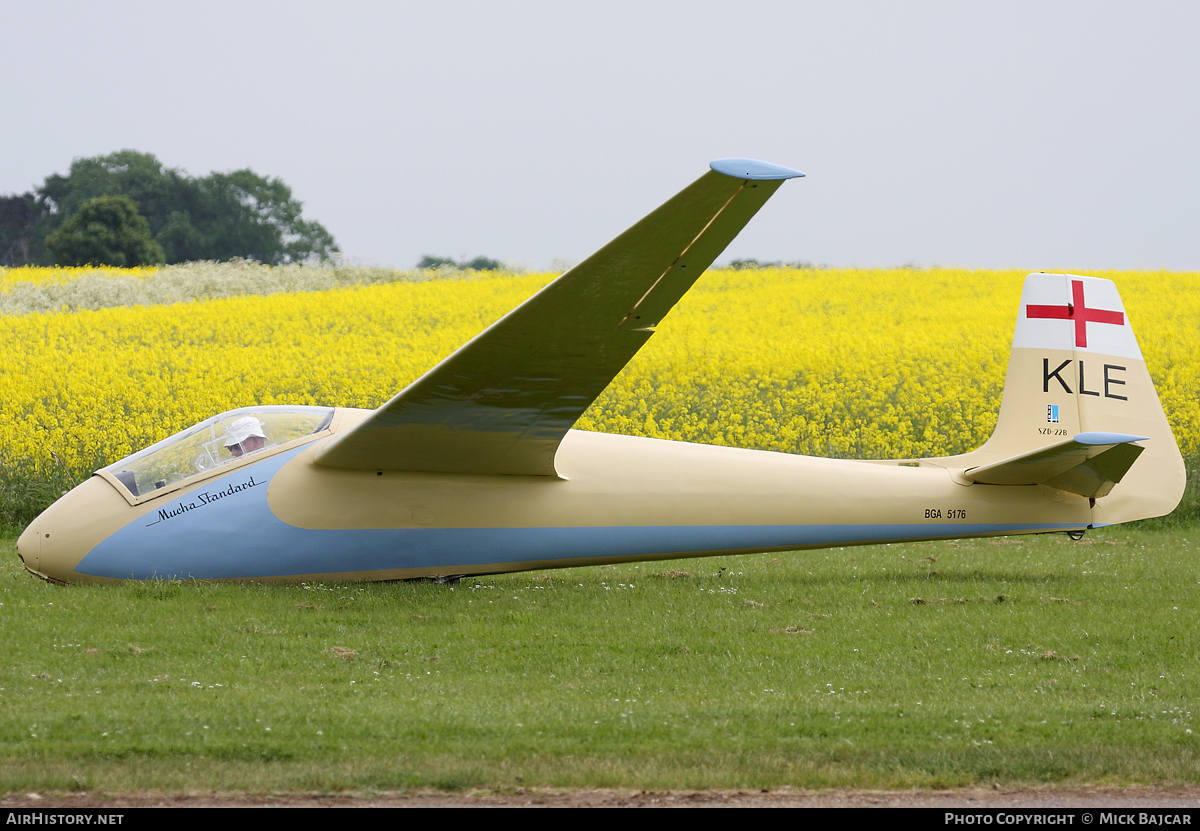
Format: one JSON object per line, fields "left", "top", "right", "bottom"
{"left": 710, "top": 158, "right": 805, "bottom": 181}
{"left": 1074, "top": 432, "right": 1149, "bottom": 446}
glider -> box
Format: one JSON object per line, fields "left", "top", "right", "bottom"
{"left": 16, "top": 160, "right": 1185, "bottom": 583}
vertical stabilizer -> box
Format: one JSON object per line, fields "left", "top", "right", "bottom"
{"left": 974, "top": 274, "right": 1184, "bottom": 523}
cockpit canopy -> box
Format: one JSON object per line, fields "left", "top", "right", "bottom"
{"left": 102, "top": 406, "right": 334, "bottom": 498}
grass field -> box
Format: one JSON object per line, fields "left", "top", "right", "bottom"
{"left": 3, "top": 524, "right": 1196, "bottom": 793}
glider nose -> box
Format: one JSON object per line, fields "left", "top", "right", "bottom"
{"left": 21, "top": 476, "right": 133, "bottom": 583}
{"left": 16, "top": 517, "right": 40, "bottom": 577}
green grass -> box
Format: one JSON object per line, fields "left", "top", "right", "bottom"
{"left": 1, "top": 526, "right": 1197, "bottom": 794}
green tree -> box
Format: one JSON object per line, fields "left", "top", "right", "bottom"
{"left": 44, "top": 195, "right": 165, "bottom": 267}
{"left": 0, "top": 193, "right": 45, "bottom": 266}
{"left": 29, "top": 150, "right": 338, "bottom": 266}
{"left": 417, "top": 254, "right": 504, "bottom": 270}
{"left": 462, "top": 255, "right": 502, "bottom": 271}
{"left": 193, "top": 170, "right": 339, "bottom": 264}
{"left": 38, "top": 150, "right": 188, "bottom": 230}
{"left": 417, "top": 255, "right": 458, "bottom": 268}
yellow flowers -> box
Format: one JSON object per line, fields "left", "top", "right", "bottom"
{"left": 0, "top": 271, "right": 551, "bottom": 477}
{"left": 1, "top": 265, "right": 1197, "bottom": 487}
{"left": 587, "top": 267, "right": 1200, "bottom": 462}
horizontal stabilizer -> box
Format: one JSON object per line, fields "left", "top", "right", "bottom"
{"left": 964, "top": 432, "right": 1147, "bottom": 499}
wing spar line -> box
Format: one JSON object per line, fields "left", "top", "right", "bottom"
{"left": 315, "top": 158, "right": 804, "bottom": 477}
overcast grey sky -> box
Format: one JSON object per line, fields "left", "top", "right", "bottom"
{"left": 5, "top": 2, "right": 1198, "bottom": 271}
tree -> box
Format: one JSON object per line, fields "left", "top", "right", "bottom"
{"left": 417, "top": 255, "right": 458, "bottom": 268}
{"left": 0, "top": 193, "right": 45, "bottom": 266}
{"left": 38, "top": 150, "right": 186, "bottom": 231}
{"left": 192, "top": 170, "right": 338, "bottom": 264}
{"left": 462, "top": 256, "right": 502, "bottom": 271}
{"left": 44, "top": 195, "right": 165, "bottom": 267}
{"left": 417, "top": 254, "right": 503, "bottom": 271}
{"left": 25, "top": 150, "right": 338, "bottom": 266}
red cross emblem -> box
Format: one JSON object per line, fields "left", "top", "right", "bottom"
{"left": 1026, "top": 279, "right": 1124, "bottom": 348}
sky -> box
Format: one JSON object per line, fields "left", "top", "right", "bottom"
{"left": 4, "top": 2, "right": 1198, "bottom": 271}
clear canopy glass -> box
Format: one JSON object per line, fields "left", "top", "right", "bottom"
{"left": 101, "top": 406, "right": 334, "bottom": 498}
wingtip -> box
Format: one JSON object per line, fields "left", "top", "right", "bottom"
{"left": 1074, "top": 432, "right": 1149, "bottom": 445}
{"left": 709, "top": 158, "right": 805, "bottom": 181}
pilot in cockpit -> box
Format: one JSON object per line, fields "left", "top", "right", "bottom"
{"left": 224, "top": 416, "right": 269, "bottom": 458}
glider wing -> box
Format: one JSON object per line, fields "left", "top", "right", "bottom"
{"left": 316, "top": 159, "right": 804, "bottom": 475}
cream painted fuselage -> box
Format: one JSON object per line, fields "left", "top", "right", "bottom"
{"left": 19, "top": 406, "right": 1089, "bottom": 585}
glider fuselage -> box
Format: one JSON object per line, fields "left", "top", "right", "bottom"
{"left": 21, "top": 408, "right": 1090, "bottom": 584}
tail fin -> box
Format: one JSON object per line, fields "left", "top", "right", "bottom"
{"left": 966, "top": 273, "right": 1184, "bottom": 524}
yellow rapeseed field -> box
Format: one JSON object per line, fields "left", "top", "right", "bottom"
{"left": 1, "top": 266, "right": 1197, "bottom": 497}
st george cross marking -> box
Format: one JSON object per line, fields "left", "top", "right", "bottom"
{"left": 1026, "top": 279, "right": 1124, "bottom": 348}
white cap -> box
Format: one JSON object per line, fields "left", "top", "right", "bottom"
{"left": 224, "top": 416, "right": 268, "bottom": 447}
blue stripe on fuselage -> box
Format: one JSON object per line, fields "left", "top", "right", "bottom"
{"left": 77, "top": 446, "right": 1077, "bottom": 580}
